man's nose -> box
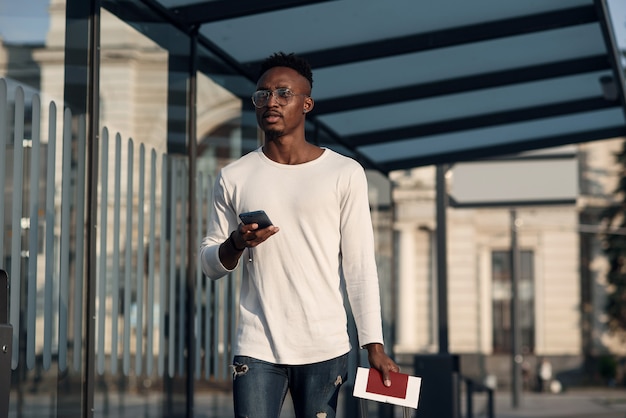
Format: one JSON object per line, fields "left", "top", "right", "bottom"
{"left": 266, "top": 91, "right": 280, "bottom": 106}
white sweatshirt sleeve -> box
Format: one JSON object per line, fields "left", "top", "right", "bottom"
{"left": 199, "top": 172, "right": 240, "bottom": 280}
{"left": 340, "top": 165, "right": 385, "bottom": 347}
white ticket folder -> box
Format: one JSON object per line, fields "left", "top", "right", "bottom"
{"left": 353, "top": 367, "right": 422, "bottom": 409}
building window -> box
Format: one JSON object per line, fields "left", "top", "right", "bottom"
{"left": 492, "top": 250, "right": 535, "bottom": 354}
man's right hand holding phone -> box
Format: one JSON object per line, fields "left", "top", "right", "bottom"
{"left": 232, "top": 221, "right": 279, "bottom": 251}
{"left": 219, "top": 211, "right": 279, "bottom": 269}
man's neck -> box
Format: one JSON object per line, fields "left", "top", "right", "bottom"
{"left": 262, "top": 138, "right": 323, "bottom": 165}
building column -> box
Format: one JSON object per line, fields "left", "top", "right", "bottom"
{"left": 395, "top": 225, "right": 418, "bottom": 352}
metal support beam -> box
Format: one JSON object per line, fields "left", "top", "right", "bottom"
{"left": 377, "top": 125, "right": 626, "bottom": 173}
{"left": 315, "top": 55, "right": 609, "bottom": 115}
{"left": 436, "top": 165, "right": 449, "bottom": 354}
{"left": 343, "top": 96, "right": 614, "bottom": 147}
{"left": 246, "top": 5, "right": 597, "bottom": 69}
{"left": 185, "top": 25, "right": 199, "bottom": 418}
{"left": 172, "top": 0, "right": 335, "bottom": 25}
{"left": 80, "top": 0, "right": 102, "bottom": 416}
{"left": 510, "top": 210, "right": 522, "bottom": 408}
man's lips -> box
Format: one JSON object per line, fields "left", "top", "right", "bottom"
{"left": 263, "top": 112, "right": 282, "bottom": 123}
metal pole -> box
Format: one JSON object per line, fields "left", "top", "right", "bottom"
{"left": 487, "top": 388, "right": 495, "bottom": 418}
{"left": 185, "top": 25, "right": 199, "bottom": 418}
{"left": 510, "top": 209, "right": 522, "bottom": 408}
{"left": 435, "top": 165, "right": 449, "bottom": 354}
{"left": 83, "top": 1, "right": 101, "bottom": 417}
{"left": 466, "top": 379, "right": 474, "bottom": 418}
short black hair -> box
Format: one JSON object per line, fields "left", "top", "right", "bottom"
{"left": 259, "top": 52, "right": 313, "bottom": 88}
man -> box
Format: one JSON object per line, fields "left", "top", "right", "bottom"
{"left": 200, "top": 52, "right": 398, "bottom": 418}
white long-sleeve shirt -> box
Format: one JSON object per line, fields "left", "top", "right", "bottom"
{"left": 200, "top": 147, "right": 384, "bottom": 365}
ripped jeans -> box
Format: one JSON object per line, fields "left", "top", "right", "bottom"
{"left": 231, "top": 353, "right": 348, "bottom": 418}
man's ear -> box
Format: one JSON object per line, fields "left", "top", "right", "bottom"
{"left": 303, "top": 97, "right": 314, "bottom": 113}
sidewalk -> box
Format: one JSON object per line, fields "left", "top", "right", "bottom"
{"left": 489, "top": 388, "right": 626, "bottom": 418}
{"left": 21, "top": 385, "right": 620, "bottom": 418}
{"left": 192, "top": 387, "right": 626, "bottom": 418}
{"left": 197, "top": 388, "right": 626, "bottom": 418}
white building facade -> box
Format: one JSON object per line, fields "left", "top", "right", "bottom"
{"left": 392, "top": 138, "right": 625, "bottom": 387}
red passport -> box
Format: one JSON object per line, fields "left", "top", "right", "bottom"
{"left": 366, "top": 368, "right": 409, "bottom": 398}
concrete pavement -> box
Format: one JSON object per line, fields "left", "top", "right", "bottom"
{"left": 486, "top": 388, "right": 626, "bottom": 418}
{"left": 12, "top": 385, "right": 626, "bottom": 417}
{"left": 199, "top": 388, "right": 626, "bottom": 418}
{"left": 192, "top": 386, "right": 626, "bottom": 418}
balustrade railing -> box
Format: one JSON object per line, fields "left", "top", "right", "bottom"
{"left": 0, "top": 78, "right": 236, "bottom": 386}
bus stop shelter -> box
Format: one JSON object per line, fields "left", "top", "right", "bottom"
{"left": 4, "top": 1, "right": 626, "bottom": 417}
{"left": 109, "top": 0, "right": 626, "bottom": 172}
{"left": 102, "top": 1, "right": 626, "bottom": 417}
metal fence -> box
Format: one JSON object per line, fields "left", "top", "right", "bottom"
{"left": 0, "top": 78, "right": 236, "bottom": 385}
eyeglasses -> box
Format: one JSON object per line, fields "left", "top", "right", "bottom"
{"left": 251, "top": 88, "right": 308, "bottom": 108}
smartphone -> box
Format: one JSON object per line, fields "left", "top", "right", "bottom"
{"left": 239, "top": 210, "right": 273, "bottom": 229}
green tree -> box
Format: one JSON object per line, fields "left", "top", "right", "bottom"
{"left": 601, "top": 140, "right": 626, "bottom": 334}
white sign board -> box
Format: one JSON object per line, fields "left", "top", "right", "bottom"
{"left": 450, "top": 156, "right": 578, "bottom": 207}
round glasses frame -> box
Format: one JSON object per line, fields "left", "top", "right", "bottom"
{"left": 251, "top": 88, "right": 308, "bottom": 108}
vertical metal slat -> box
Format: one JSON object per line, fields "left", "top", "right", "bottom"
{"left": 213, "top": 277, "right": 221, "bottom": 378}
{"left": 97, "top": 128, "right": 109, "bottom": 375}
{"left": 146, "top": 148, "right": 157, "bottom": 377}
{"left": 204, "top": 275, "right": 211, "bottom": 379}
{"left": 26, "top": 94, "right": 42, "bottom": 370}
{"left": 168, "top": 158, "right": 177, "bottom": 377}
{"left": 10, "top": 87, "right": 25, "bottom": 369}
{"left": 204, "top": 176, "right": 212, "bottom": 379}
{"left": 194, "top": 173, "right": 203, "bottom": 379}
{"left": 158, "top": 155, "right": 168, "bottom": 377}
{"left": 110, "top": 133, "right": 122, "bottom": 374}
{"left": 58, "top": 108, "right": 74, "bottom": 372}
{"left": 135, "top": 143, "right": 145, "bottom": 376}
{"left": 178, "top": 162, "right": 187, "bottom": 376}
{"left": 0, "top": 80, "right": 6, "bottom": 263}
{"left": 230, "top": 261, "right": 239, "bottom": 375}
{"left": 73, "top": 114, "right": 87, "bottom": 372}
{"left": 123, "top": 139, "right": 134, "bottom": 376}
{"left": 43, "top": 102, "right": 57, "bottom": 371}
{"left": 221, "top": 271, "right": 228, "bottom": 380}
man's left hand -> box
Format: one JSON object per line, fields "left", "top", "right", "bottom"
{"left": 364, "top": 343, "right": 400, "bottom": 387}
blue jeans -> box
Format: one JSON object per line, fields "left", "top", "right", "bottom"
{"left": 231, "top": 354, "right": 348, "bottom": 418}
